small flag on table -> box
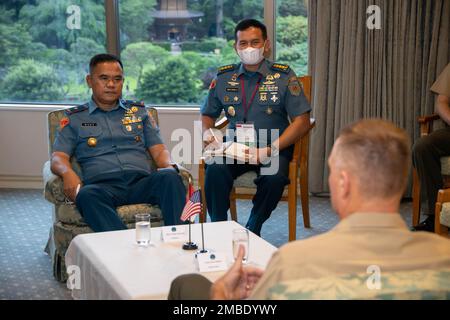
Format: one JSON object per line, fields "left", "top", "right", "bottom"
{"left": 181, "top": 190, "right": 202, "bottom": 222}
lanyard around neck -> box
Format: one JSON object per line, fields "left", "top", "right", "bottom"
{"left": 241, "top": 74, "right": 262, "bottom": 123}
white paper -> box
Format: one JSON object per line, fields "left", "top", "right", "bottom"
{"left": 161, "top": 225, "right": 188, "bottom": 243}
{"left": 236, "top": 123, "right": 256, "bottom": 147}
{"left": 197, "top": 251, "right": 228, "bottom": 273}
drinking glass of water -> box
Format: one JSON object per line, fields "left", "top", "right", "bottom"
{"left": 232, "top": 228, "right": 249, "bottom": 264}
{"left": 135, "top": 213, "right": 151, "bottom": 246}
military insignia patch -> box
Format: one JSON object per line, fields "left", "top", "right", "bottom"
{"left": 228, "top": 106, "right": 236, "bottom": 117}
{"left": 59, "top": 117, "right": 70, "bottom": 130}
{"left": 288, "top": 77, "right": 302, "bottom": 96}
{"left": 271, "top": 63, "right": 290, "bottom": 73}
{"left": 209, "top": 79, "right": 217, "bottom": 90}
{"left": 131, "top": 106, "right": 139, "bottom": 113}
{"left": 270, "top": 94, "right": 280, "bottom": 103}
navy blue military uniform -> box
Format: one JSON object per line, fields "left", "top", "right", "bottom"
{"left": 201, "top": 59, "right": 311, "bottom": 236}
{"left": 53, "top": 98, "right": 186, "bottom": 232}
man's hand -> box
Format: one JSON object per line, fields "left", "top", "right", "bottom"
{"left": 210, "top": 245, "right": 264, "bottom": 300}
{"left": 246, "top": 147, "right": 271, "bottom": 165}
{"left": 62, "top": 171, "right": 82, "bottom": 202}
{"left": 51, "top": 151, "right": 82, "bottom": 202}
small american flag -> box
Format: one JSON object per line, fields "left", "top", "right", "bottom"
{"left": 180, "top": 190, "right": 202, "bottom": 222}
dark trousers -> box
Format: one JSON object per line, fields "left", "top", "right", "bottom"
{"left": 412, "top": 127, "right": 450, "bottom": 216}
{"left": 204, "top": 155, "right": 290, "bottom": 236}
{"left": 75, "top": 170, "right": 186, "bottom": 232}
{"left": 168, "top": 274, "right": 212, "bottom": 300}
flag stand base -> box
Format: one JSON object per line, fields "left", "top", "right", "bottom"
{"left": 182, "top": 242, "right": 198, "bottom": 250}
{"left": 195, "top": 249, "right": 210, "bottom": 258}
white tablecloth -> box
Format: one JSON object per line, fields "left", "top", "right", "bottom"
{"left": 65, "top": 221, "right": 277, "bottom": 300}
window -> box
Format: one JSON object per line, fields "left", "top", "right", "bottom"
{"left": 0, "top": 0, "right": 106, "bottom": 104}
{"left": 0, "top": 0, "right": 309, "bottom": 105}
{"left": 119, "top": 0, "right": 263, "bottom": 106}
{"left": 276, "top": 0, "right": 309, "bottom": 76}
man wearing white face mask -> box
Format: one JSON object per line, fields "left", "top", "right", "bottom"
{"left": 200, "top": 19, "right": 312, "bottom": 236}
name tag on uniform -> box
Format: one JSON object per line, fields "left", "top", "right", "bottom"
{"left": 82, "top": 123, "right": 97, "bottom": 127}
{"left": 236, "top": 122, "right": 256, "bottom": 148}
{"left": 161, "top": 226, "right": 188, "bottom": 243}
{"left": 197, "top": 251, "right": 228, "bottom": 273}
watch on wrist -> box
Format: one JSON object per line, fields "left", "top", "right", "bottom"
{"left": 170, "top": 163, "right": 180, "bottom": 173}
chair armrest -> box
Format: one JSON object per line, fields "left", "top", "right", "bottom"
{"left": 418, "top": 114, "right": 441, "bottom": 124}
{"left": 418, "top": 114, "right": 441, "bottom": 136}
{"left": 42, "top": 160, "right": 66, "bottom": 204}
{"left": 174, "top": 163, "right": 194, "bottom": 191}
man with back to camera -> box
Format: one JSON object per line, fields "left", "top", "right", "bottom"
{"left": 412, "top": 62, "right": 450, "bottom": 232}
{"left": 201, "top": 19, "right": 311, "bottom": 236}
{"left": 51, "top": 53, "right": 186, "bottom": 232}
{"left": 169, "top": 119, "right": 450, "bottom": 300}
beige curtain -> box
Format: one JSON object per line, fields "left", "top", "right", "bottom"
{"left": 308, "top": 0, "right": 450, "bottom": 193}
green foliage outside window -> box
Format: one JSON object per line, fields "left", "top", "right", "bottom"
{"left": 0, "top": 0, "right": 308, "bottom": 105}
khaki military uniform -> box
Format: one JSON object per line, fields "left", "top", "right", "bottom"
{"left": 251, "top": 213, "right": 450, "bottom": 299}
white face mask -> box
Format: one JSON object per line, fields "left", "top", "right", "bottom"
{"left": 237, "top": 45, "right": 265, "bottom": 65}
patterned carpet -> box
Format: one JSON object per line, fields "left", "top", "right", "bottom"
{"left": 0, "top": 188, "right": 413, "bottom": 300}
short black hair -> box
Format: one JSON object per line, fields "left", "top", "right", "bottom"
{"left": 89, "top": 54, "right": 123, "bottom": 73}
{"left": 234, "top": 19, "right": 268, "bottom": 41}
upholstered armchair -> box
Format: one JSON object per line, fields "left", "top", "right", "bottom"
{"left": 43, "top": 107, "right": 192, "bottom": 282}
{"left": 412, "top": 114, "right": 450, "bottom": 236}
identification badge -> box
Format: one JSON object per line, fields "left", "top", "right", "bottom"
{"left": 236, "top": 122, "right": 256, "bottom": 148}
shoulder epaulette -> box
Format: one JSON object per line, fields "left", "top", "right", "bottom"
{"left": 65, "top": 104, "right": 88, "bottom": 115}
{"left": 271, "top": 63, "right": 290, "bottom": 74}
{"left": 124, "top": 99, "right": 146, "bottom": 107}
{"left": 217, "top": 64, "right": 237, "bottom": 75}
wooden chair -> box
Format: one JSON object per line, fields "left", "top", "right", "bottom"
{"left": 198, "top": 76, "right": 316, "bottom": 241}
{"left": 412, "top": 114, "right": 450, "bottom": 235}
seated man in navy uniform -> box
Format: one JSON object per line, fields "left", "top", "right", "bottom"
{"left": 201, "top": 19, "right": 312, "bottom": 236}
{"left": 51, "top": 53, "right": 186, "bottom": 232}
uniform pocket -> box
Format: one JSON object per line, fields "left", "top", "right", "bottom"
{"left": 78, "top": 126, "right": 102, "bottom": 138}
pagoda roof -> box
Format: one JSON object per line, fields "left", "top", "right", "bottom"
{"left": 151, "top": 10, "right": 203, "bottom": 19}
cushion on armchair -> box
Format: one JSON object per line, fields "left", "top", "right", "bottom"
{"left": 267, "top": 268, "right": 450, "bottom": 300}
{"left": 441, "top": 203, "right": 450, "bottom": 227}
